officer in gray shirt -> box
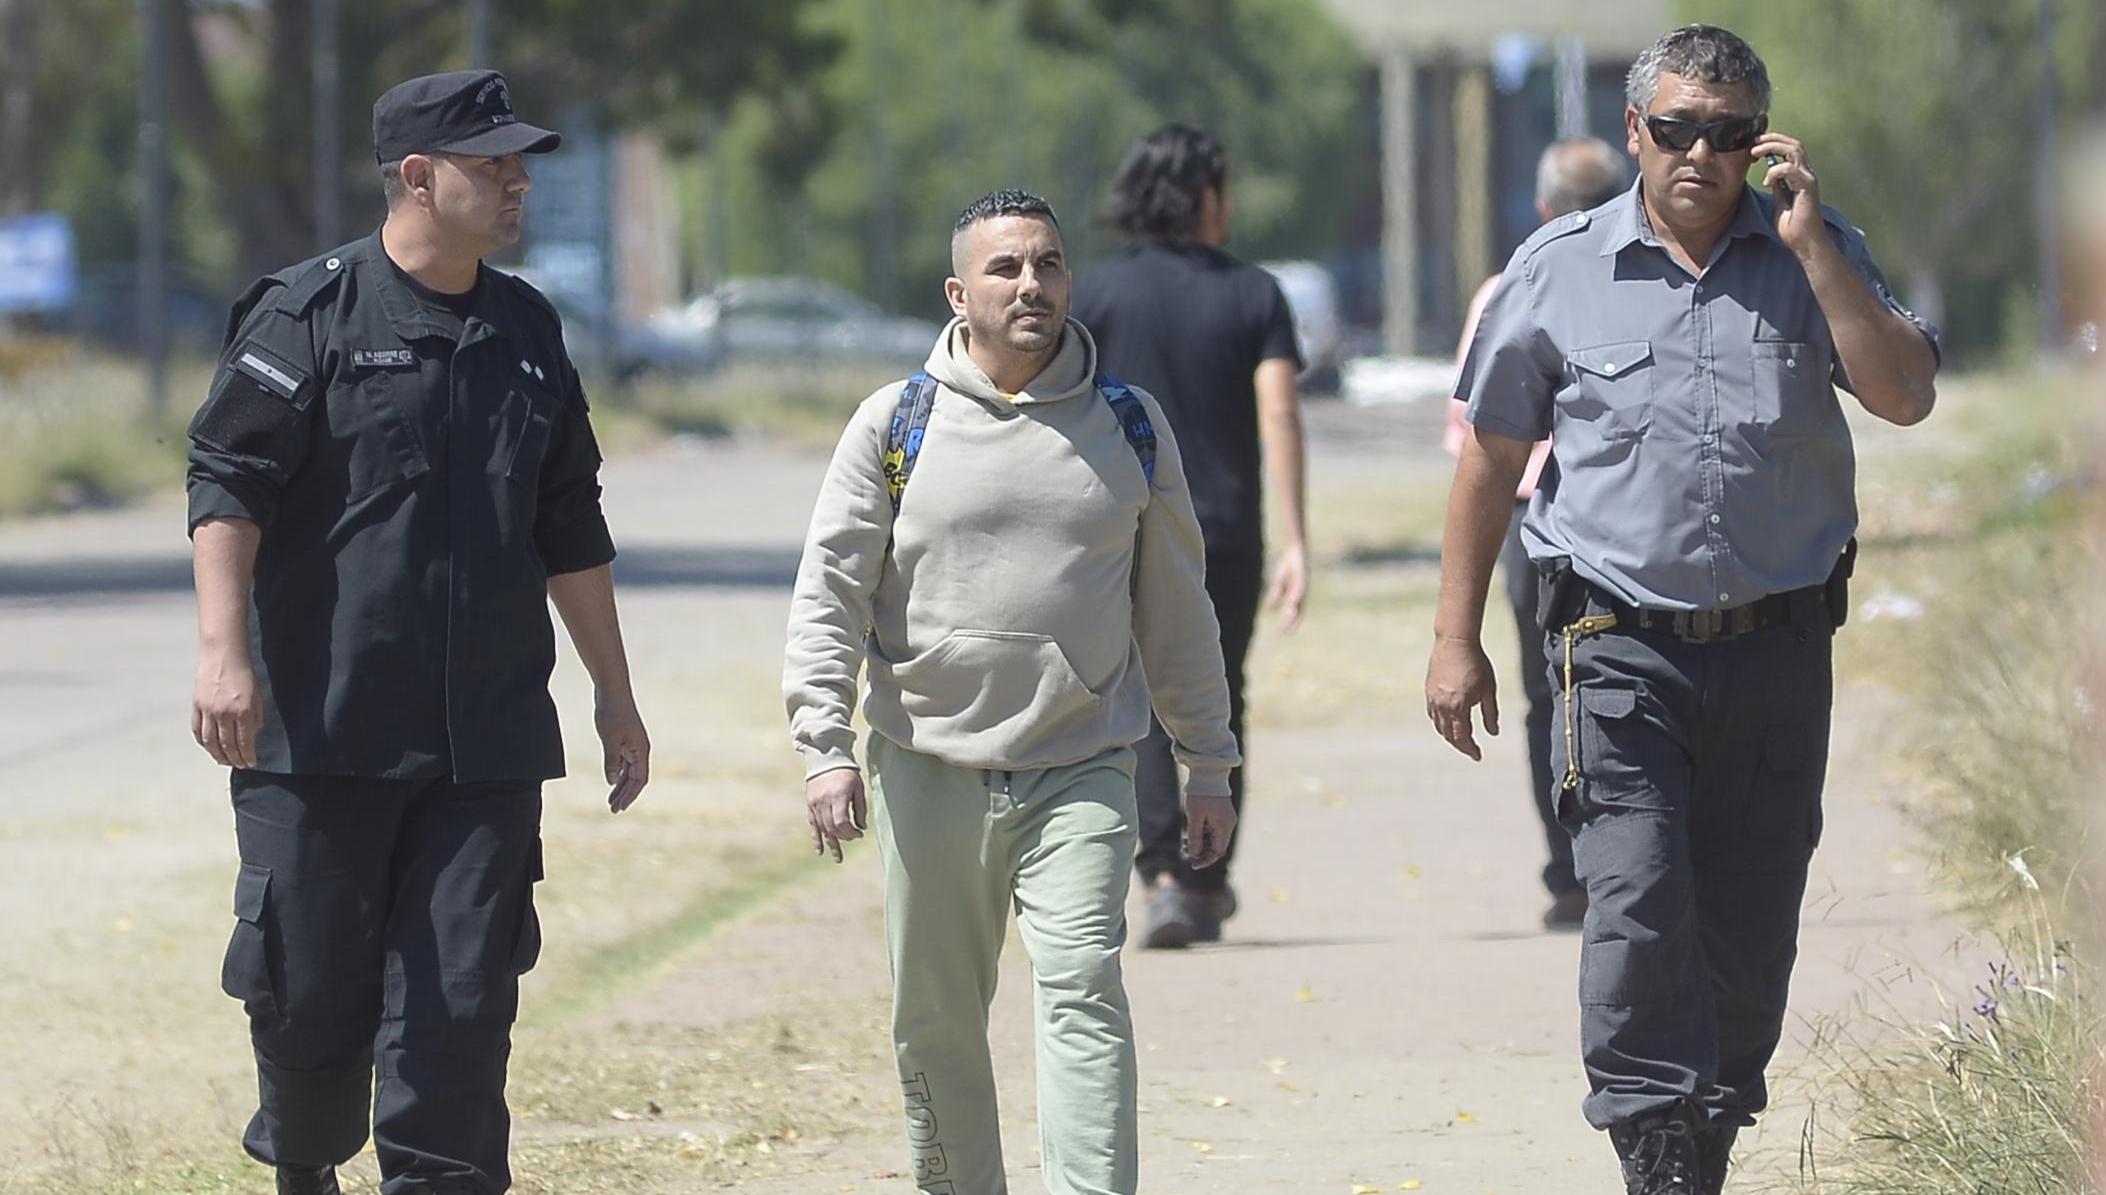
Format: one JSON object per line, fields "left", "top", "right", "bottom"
{"left": 1425, "top": 24, "right": 1938, "bottom": 1195}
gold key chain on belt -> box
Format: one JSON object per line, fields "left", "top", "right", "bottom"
{"left": 1559, "top": 613, "right": 1619, "bottom": 791}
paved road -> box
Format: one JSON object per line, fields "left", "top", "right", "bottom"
{"left": 0, "top": 400, "right": 1967, "bottom": 1192}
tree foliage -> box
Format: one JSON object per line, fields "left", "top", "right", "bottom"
{"left": 698, "top": 0, "right": 1371, "bottom": 319}
{"left": 1683, "top": 0, "right": 2104, "bottom": 359}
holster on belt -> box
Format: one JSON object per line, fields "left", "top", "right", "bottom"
{"left": 1825, "top": 537, "right": 1857, "bottom": 628}
{"left": 1535, "top": 557, "right": 1578, "bottom": 632}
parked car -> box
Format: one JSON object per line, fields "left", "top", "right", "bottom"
{"left": 650, "top": 277, "right": 941, "bottom": 371}
{"left": 508, "top": 267, "right": 717, "bottom": 380}
{"left": 1259, "top": 259, "right": 1344, "bottom": 393}
{"left": 59, "top": 264, "right": 227, "bottom": 353}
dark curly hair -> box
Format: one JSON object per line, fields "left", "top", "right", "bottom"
{"left": 1099, "top": 124, "right": 1228, "bottom": 243}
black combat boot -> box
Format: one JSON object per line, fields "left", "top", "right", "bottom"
{"left": 1696, "top": 1122, "right": 1739, "bottom": 1194}
{"left": 276, "top": 1165, "right": 342, "bottom": 1195}
{"left": 1607, "top": 1103, "right": 1702, "bottom": 1194}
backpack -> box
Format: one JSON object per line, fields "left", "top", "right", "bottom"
{"left": 881, "top": 370, "right": 1157, "bottom": 514}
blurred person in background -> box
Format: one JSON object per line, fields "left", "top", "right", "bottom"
{"left": 1071, "top": 124, "right": 1309, "bottom": 949}
{"left": 1445, "top": 136, "right": 1629, "bottom": 933}
{"left": 186, "top": 71, "right": 650, "bottom": 1195}
{"left": 1428, "top": 25, "right": 1938, "bottom": 1194}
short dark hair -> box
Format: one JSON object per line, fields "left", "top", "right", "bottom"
{"left": 380, "top": 159, "right": 407, "bottom": 207}
{"left": 1099, "top": 123, "right": 1228, "bottom": 243}
{"left": 1626, "top": 24, "right": 1772, "bottom": 113}
{"left": 953, "top": 188, "right": 1060, "bottom": 235}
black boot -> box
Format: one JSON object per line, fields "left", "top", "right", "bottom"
{"left": 1696, "top": 1122, "right": 1739, "bottom": 1194}
{"left": 276, "top": 1165, "right": 342, "bottom": 1195}
{"left": 1607, "top": 1104, "right": 1702, "bottom": 1194}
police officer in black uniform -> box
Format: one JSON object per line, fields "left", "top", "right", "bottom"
{"left": 186, "top": 70, "right": 652, "bottom": 1195}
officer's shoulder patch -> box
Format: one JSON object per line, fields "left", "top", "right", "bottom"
{"left": 500, "top": 271, "right": 564, "bottom": 330}
{"left": 1815, "top": 202, "right": 1858, "bottom": 239}
{"left": 1515, "top": 209, "right": 1595, "bottom": 262}
{"left": 272, "top": 247, "right": 353, "bottom": 314}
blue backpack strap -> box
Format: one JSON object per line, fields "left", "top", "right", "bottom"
{"left": 1095, "top": 373, "right": 1157, "bottom": 484}
{"left": 882, "top": 371, "right": 940, "bottom": 514}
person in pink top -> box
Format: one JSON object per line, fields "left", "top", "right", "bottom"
{"left": 1445, "top": 136, "right": 1627, "bottom": 929}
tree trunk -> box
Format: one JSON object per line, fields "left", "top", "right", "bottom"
{"left": 0, "top": 0, "right": 45, "bottom": 216}
{"left": 161, "top": 0, "right": 312, "bottom": 277}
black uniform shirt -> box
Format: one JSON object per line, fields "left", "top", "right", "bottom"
{"left": 1071, "top": 244, "right": 1301, "bottom": 555}
{"left": 186, "top": 230, "right": 616, "bottom": 782}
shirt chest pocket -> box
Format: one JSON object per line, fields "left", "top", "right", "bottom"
{"left": 499, "top": 378, "right": 558, "bottom": 486}
{"left": 1562, "top": 340, "right": 1653, "bottom": 445}
{"left": 326, "top": 370, "right": 430, "bottom": 500}
{"left": 1750, "top": 340, "right": 1836, "bottom": 438}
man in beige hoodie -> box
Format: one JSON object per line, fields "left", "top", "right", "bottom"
{"left": 784, "top": 189, "right": 1240, "bottom": 1195}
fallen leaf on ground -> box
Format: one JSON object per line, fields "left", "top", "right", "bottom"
{"left": 1454, "top": 1111, "right": 1476, "bottom": 1124}
{"left": 1296, "top": 985, "right": 1320, "bottom": 1003}
{"left": 1190, "top": 1140, "right": 1215, "bottom": 1153}
{"left": 1207, "top": 1095, "right": 1232, "bottom": 1107}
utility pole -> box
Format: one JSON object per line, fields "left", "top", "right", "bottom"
{"left": 137, "top": 0, "right": 168, "bottom": 413}
{"left": 866, "top": 0, "right": 898, "bottom": 310}
{"left": 467, "top": 0, "right": 492, "bottom": 67}
{"left": 1554, "top": 36, "right": 1588, "bottom": 140}
{"left": 2035, "top": 0, "right": 2061, "bottom": 353}
{"left": 313, "top": 0, "right": 342, "bottom": 250}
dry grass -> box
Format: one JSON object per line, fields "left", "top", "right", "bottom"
{"left": 1785, "top": 368, "right": 2106, "bottom": 1193}
{"left": 0, "top": 351, "right": 204, "bottom": 518}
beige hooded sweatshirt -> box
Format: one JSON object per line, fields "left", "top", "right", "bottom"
{"left": 783, "top": 317, "right": 1240, "bottom": 796}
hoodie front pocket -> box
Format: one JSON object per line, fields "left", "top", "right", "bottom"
{"left": 887, "top": 630, "right": 1101, "bottom": 737}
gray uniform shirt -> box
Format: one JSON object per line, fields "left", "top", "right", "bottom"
{"left": 1458, "top": 181, "right": 1938, "bottom": 611}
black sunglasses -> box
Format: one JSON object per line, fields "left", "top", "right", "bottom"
{"left": 1643, "top": 113, "right": 1769, "bottom": 153}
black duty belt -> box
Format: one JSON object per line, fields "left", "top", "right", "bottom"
{"left": 1582, "top": 583, "right": 1825, "bottom": 645}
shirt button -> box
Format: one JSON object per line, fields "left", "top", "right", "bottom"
{"left": 1695, "top": 283, "right": 1704, "bottom": 294}
{"left": 1709, "top": 514, "right": 1721, "bottom": 525}
{"left": 325, "top": 257, "right": 341, "bottom": 270}
{"left": 1786, "top": 356, "right": 1798, "bottom": 368}
{"left": 1718, "top": 592, "right": 1731, "bottom": 603}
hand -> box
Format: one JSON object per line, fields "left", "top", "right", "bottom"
{"left": 1752, "top": 131, "right": 1826, "bottom": 259}
{"left": 594, "top": 692, "right": 651, "bottom": 813}
{"left": 806, "top": 769, "right": 868, "bottom": 863}
{"left": 1425, "top": 634, "right": 1499, "bottom": 761}
{"left": 192, "top": 649, "right": 262, "bottom": 768}
{"left": 1267, "top": 543, "right": 1309, "bottom": 633}
{"left": 1182, "top": 793, "right": 1237, "bottom": 869}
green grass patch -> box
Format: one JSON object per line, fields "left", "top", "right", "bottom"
{"left": 523, "top": 845, "right": 817, "bottom": 1027}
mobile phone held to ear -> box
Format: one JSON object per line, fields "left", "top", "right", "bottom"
{"left": 1766, "top": 154, "right": 1795, "bottom": 208}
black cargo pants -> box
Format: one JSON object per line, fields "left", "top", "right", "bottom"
{"left": 1133, "top": 546, "right": 1265, "bottom": 892}
{"left": 220, "top": 772, "right": 544, "bottom": 1194}
{"left": 1545, "top": 598, "right": 1833, "bottom": 1132}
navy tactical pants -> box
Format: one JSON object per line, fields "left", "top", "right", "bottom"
{"left": 221, "top": 772, "right": 543, "bottom": 1194}
{"left": 1545, "top": 601, "right": 1832, "bottom": 1131}
{"left": 1134, "top": 547, "right": 1265, "bottom": 893}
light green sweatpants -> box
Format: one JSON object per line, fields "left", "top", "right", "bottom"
{"left": 869, "top": 732, "right": 1141, "bottom": 1195}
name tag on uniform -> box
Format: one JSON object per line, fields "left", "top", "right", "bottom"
{"left": 353, "top": 348, "right": 417, "bottom": 368}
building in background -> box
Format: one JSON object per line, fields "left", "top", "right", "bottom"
{"left": 1319, "top": 1, "right": 1669, "bottom": 355}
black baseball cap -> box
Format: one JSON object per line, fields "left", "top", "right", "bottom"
{"left": 372, "top": 69, "right": 561, "bottom": 163}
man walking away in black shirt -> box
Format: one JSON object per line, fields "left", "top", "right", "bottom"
{"left": 1072, "top": 124, "right": 1308, "bottom": 948}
